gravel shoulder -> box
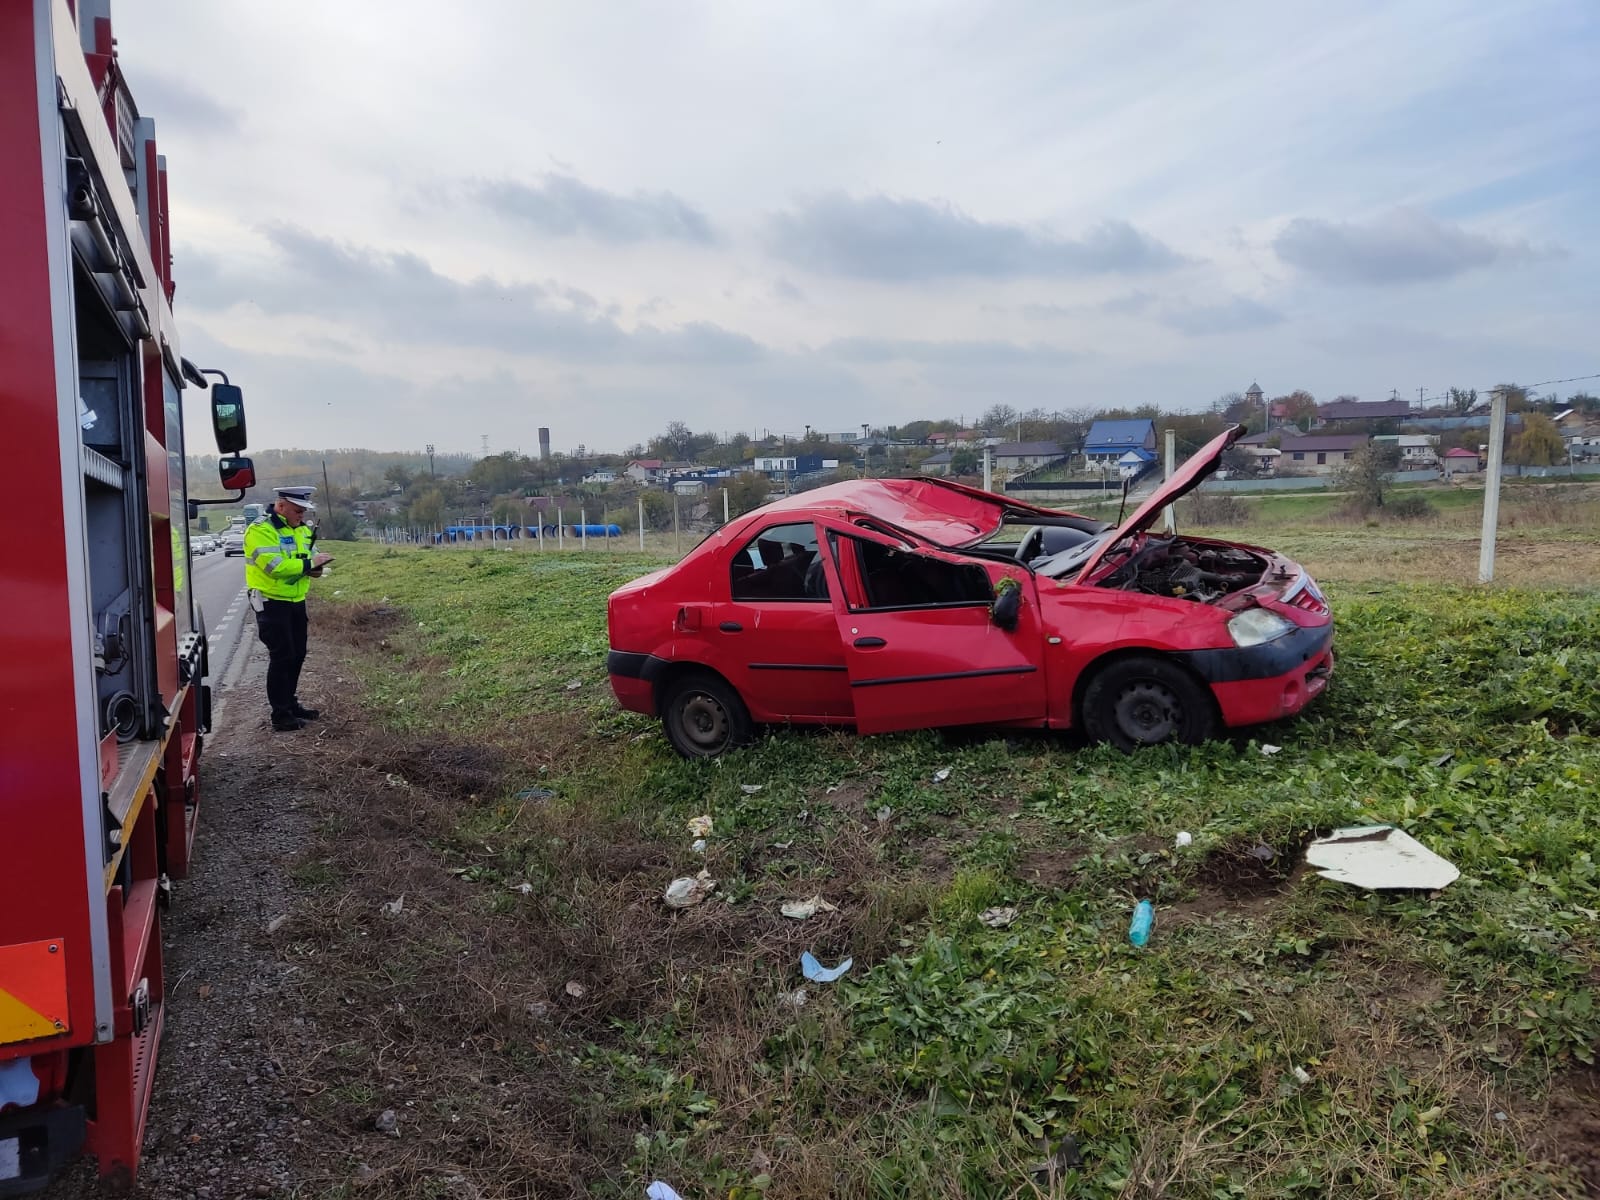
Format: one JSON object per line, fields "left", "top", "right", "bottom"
{"left": 46, "top": 642, "right": 318, "bottom": 1199}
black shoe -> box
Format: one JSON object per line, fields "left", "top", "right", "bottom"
{"left": 272, "top": 716, "right": 306, "bottom": 732}
{"left": 293, "top": 704, "right": 320, "bottom": 720}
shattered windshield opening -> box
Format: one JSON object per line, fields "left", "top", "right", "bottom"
{"left": 1034, "top": 530, "right": 1121, "bottom": 579}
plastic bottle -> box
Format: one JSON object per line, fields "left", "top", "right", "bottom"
{"left": 1128, "top": 900, "right": 1155, "bottom": 947}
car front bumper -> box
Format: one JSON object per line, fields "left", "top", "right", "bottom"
{"left": 1176, "top": 621, "right": 1334, "bottom": 727}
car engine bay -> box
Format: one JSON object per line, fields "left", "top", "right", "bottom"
{"left": 1096, "top": 536, "right": 1269, "bottom": 603}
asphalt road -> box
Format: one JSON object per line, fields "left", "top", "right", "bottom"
{"left": 190, "top": 548, "right": 254, "bottom": 722}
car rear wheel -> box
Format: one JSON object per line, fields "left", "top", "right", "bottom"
{"left": 661, "top": 671, "right": 753, "bottom": 759}
{"left": 1081, "top": 656, "right": 1217, "bottom": 751}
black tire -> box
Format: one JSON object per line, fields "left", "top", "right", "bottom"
{"left": 1081, "top": 655, "right": 1218, "bottom": 751}
{"left": 661, "top": 671, "right": 754, "bottom": 759}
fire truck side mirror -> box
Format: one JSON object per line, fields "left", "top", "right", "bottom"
{"left": 219, "top": 456, "right": 256, "bottom": 491}
{"left": 210, "top": 385, "right": 248, "bottom": 454}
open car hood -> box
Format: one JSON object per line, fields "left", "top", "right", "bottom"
{"left": 1072, "top": 424, "right": 1245, "bottom": 580}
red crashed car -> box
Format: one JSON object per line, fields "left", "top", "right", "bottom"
{"left": 607, "top": 426, "right": 1332, "bottom": 757}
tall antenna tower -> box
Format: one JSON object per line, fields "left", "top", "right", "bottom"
{"left": 481, "top": 434, "right": 490, "bottom": 456}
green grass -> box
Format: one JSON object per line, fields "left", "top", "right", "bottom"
{"left": 306, "top": 542, "right": 1598, "bottom": 1198}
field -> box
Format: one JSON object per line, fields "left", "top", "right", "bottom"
{"left": 281, "top": 505, "right": 1600, "bottom": 1198}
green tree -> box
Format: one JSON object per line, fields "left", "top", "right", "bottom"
{"left": 1333, "top": 441, "right": 1402, "bottom": 513}
{"left": 470, "top": 453, "right": 527, "bottom": 496}
{"left": 1448, "top": 387, "right": 1478, "bottom": 415}
{"left": 726, "top": 471, "right": 771, "bottom": 518}
{"left": 949, "top": 447, "right": 979, "bottom": 477}
{"left": 1509, "top": 413, "right": 1565, "bottom": 467}
{"left": 639, "top": 489, "right": 672, "bottom": 530}
{"left": 384, "top": 463, "right": 414, "bottom": 491}
{"left": 1273, "top": 390, "right": 1319, "bottom": 430}
{"left": 409, "top": 487, "right": 444, "bottom": 527}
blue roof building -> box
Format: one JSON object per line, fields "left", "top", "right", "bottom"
{"left": 1083, "top": 419, "right": 1156, "bottom": 461}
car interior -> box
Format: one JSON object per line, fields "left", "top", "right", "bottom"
{"left": 853, "top": 539, "right": 992, "bottom": 609}
{"left": 731, "top": 523, "right": 829, "bottom": 600}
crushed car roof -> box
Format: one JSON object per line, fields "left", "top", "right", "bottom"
{"left": 752, "top": 476, "right": 1070, "bottom": 548}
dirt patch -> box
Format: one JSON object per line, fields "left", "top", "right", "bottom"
{"left": 1015, "top": 846, "right": 1089, "bottom": 889}
{"left": 1194, "top": 833, "right": 1310, "bottom": 898}
{"left": 1531, "top": 1066, "right": 1600, "bottom": 1195}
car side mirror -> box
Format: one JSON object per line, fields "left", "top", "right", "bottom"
{"left": 219, "top": 455, "right": 255, "bottom": 491}
{"left": 991, "top": 581, "right": 1021, "bottom": 631}
{"left": 211, "top": 384, "right": 248, "bottom": 454}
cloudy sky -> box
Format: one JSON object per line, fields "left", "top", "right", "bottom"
{"left": 113, "top": 1, "right": 1596, "bottom": 455}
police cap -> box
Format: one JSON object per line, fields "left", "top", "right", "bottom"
{"left": 274, "top": 486, "right": 317, "bottom": 512}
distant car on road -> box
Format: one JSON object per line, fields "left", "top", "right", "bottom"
{"left": 607, "top": 426, "right": 1333, "bottom": 757}
{"left": 222, "top": 530, "right": 245, "bottom": 556}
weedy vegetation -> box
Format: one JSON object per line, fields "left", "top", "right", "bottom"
{"left": 279, "top": 534, "right": 1599, "bottom": 1198}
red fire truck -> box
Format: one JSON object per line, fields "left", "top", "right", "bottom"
{"left": 2, "top": 1, "right": 258, "bottom": 1190}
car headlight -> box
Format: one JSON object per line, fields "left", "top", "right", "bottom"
{"left": 1228, "top": 608, "right": 1294, "bottom": 648}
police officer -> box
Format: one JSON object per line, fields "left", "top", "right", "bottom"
{"left": 244, "top": 486, "right": 333, "bottom": 731}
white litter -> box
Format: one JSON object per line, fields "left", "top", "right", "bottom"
{"left": 663, "top": 869, "right": 717, "bottom": 908}
{"left": 777, "top": 988, "right": 808, "bottom": 1010}
{"left": 382, "top": 895, "right": 405, "bottom": 917}
{"left": 512, "top": 882, "right": 533, "bottom": 895}
{"left": 979, "top": 907, "right": 1017, "bottom": 928}
{"left": 646, "top": 1183, "right": 684, "bottom": 1200}
{"left": 1292, "top": 1065, "right": 1312, "bottom": 1084}
{"left": 740, "top": 784, "right": 764, "bottom": 795}
{"left": 1260, "top": 744, "right": 1282, "bottom": 756}
{"left": 690, "top": 839, "right": 707, "bottom": 854}
{"left": 780, "top": 896, "right": 838, "bottom": 921}
{"left": 565, "top": 679, "right": 583, "bottom": 691}
{"left": 687, "top": 814, "right": 714, "bottom": 838}
{"left": 874, "top": 805, "right": 893, "bottom": 823}
{"left": 564, "top": 980, "right": 587, "bottom": 999}
{"left": 1175, "top": 831, "right": 1193, "bottom": 848}
{"left": 932, "top": 767, "right": 951, "bottom": 783}
{"left": 1305, "top": 825, "right": 1459, "bottom": 891}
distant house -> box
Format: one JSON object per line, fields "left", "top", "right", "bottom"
{"left": 920, "top": 450, "right": 955, "bottom": 476}
{"left": 1083, "top": 419, "right": 1156, "bottom": 464}
{"left": 1244, "top": 446, "right": 1282, "bottom": 474}
{"left": 993, "top": 441, "right": 1065, "bottom": 470}
{"left": 1117, "top": 448, "right": 1156, "bottom": 478}
{"left": 1373, "top": 434, "right": 1439, "bottom": 468}
{"left": 1442, "top": 447, "right": 1480, "bottom": 477}
{"left": 1279, "top": 433, "right": 1367, "bottom": 473}
{"left": 753, "top": 454, "right": 826, "bottom": 477}
{"left": 1315, "top": 399, "right": 1413, "bottom": 425}
{"left": 583, "top": 468, "right": 618, "bottom": 485}
{"left": 625, "top": 458, "right": 664, "bottom": 482}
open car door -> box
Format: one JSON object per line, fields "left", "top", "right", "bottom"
{"left": 819, "top": 520, "right": 1047, "bottom": 735}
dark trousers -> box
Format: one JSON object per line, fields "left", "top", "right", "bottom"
{"left": 256, "top": 598, "right": 309, "bottom": 719}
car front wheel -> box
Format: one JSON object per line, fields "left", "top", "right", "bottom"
{"left": 1081, "top": 656, "right": 1217, "bottom": 751}
{"left": 661, "top": 671, "right": 753, "bottom": 759}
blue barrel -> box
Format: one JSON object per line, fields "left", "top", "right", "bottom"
{"left": 569, "top": 524, "right": 622, "bottom": 538}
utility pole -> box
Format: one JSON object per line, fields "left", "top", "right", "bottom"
{"left": 1478, "top": 388, "right": 1508, "bottom": 583}
{"left": 426, "top": 443, "right": 435, "bottom": 480}
{"left": 1162, "top": 428, "right": 1177, "bottom": 534}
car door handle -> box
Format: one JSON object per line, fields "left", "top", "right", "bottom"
{"left": 719, "top": 621, "right": 743, "bottom": 633}
{"left": 853, "top": 636, "right": 887, "bottom": 648}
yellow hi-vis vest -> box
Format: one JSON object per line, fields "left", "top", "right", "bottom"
{"left": 243, "top": 515, "right": 315, "bottom": 601}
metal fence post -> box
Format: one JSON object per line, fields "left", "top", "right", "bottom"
{"left": 673, "top": 494, "right": 681, "bottom": 556}
{"left": 638, "top": 499, "right": 645, "bottom": 551}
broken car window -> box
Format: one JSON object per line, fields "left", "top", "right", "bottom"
{"left": 843, "top": 538, "right": 993, "bottom": 610}
{"left": 731, "top": 522, "right": 828, "bottom": 601}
